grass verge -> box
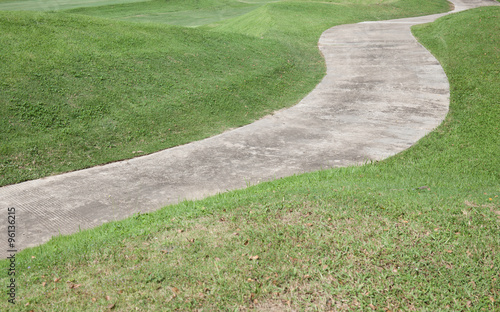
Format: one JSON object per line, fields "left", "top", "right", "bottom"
{"left": 0, "top": 0, "right": 449, "bottom": 186}
{"left": 0, "top": 5, "right": 498, "bottom": 311}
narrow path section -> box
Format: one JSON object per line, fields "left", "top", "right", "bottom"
{"left": 1, "top": 0, "right": 497, "bottom": 257}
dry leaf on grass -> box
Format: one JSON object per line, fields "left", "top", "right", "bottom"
{"left": 171, "top": 287, "right": 181, "bottom": 294}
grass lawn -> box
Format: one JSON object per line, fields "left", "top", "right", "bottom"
{"left": 0, "top": 4, "right": 499, "bottom": 311}
{"left": 0, "top": 0, "right": 450, "bottom": 187}
{"left": 64, "top": 0, "right": 269, "bottom": 27}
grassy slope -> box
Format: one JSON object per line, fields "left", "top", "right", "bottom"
{"left": 64, "top": 0, "right": 266, "bottom": 26}
{"left": 0, "top": 11, "right": 308, "bottom": 185}
{"left": 0, "top": 0, "right": 449, "bottom": 187}
{"left": 1, "top": 6, "right": 498, "bottom": 311}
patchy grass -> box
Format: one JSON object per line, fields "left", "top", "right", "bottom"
{"left": 0, "top": 0, "right": 449, "bottom": 186}
{"left": 1, "top": 6, "right": 499, "bottom": 311}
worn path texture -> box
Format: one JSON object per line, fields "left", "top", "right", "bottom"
{"left": 1, "top": 0, "right": 498, "bottom": 257}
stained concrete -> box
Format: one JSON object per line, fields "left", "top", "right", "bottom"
{"left": 1, "top": 0, "right": 498, "bottom": 258}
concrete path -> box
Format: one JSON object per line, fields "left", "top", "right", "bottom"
{"left": 1, "top": 0, "right": 498, "bottom": 258}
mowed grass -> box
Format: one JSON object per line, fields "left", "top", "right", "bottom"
{"left": 65, "top": 0, "right": 269, "bottom": 26}
{"left": 1, "top": 6, "right": 499, "bottom": 311}
{"left": 0, "top": 0, "right": 450, "bottom": 186}
{"left": 0, "top": 0, "right": 148, "bottom": 12}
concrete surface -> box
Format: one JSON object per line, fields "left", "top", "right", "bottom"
{"left": 1, "top": 0, "right": 498, "bottom": 258}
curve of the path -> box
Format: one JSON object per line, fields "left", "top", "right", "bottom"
{"left": 1, "top": 0, "right": 498, "bottom": 257}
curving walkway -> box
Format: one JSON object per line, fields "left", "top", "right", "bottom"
{"left": 1, "top": 0, "right": 498, "bottom": 257}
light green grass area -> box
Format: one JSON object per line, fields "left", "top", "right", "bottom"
{"left": 0, "top": 0, "right": 148, "bottom": 12}
{"left": 64, "top": 0, "right": 269, "bottom": 26}
{"left": 63, "top": 0, "right": 401, "bottom": 26}
{"left": 0, "top": 0, "right": 450, "bottom": 186}
{"left": 1, "top": 5, "right": 499, "bottom": 310}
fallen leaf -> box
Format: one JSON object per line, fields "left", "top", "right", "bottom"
{"left": 306, "top": 223, "right": 313, "bottom": 227}
{"left": 171, "top": 287, "right": 180, "bottom": 294}
{"left": 117, "top": 290, "right": 123, "bottom": 294}
{"left": 69, "top": 283, "right": 81, "bottom": 289}
{"left": 303, "top": 274, "right": 311, "bottom": 280}
{"left": 42, "top": 282, "right": 46, "bottom": 287}
{"left": 249, "top": 255, "right": 259, "bottom": 260}
{"left": 177, "top": 229, "right": 184, "bottom": 233}
{"left": 106, "top": 296, "right": 111, "bottom": 301}
{"left": 54, "top": 278, "right": 61, "bottom": 283}
{"left": 92, "top": 298, "right": 97, "bottom": 302}
{"left": 31, "top": 256, "right": 35, "bottom": 259}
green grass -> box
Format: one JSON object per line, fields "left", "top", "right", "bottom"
{"left": 64, "top": 0, "right": 269, "bottom": 26}
{"left": 0, "top": 0, "right": 450, "bottom": 187}
{"left": 1, "top": 5, "right": 499, "bottom": 311}
{"left": 0, "top": 0, "right": 148, "bottom": 11}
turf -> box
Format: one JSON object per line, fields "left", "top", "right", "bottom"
{"left": 64, "top": 0, "right": 268, "bottom": 26}
{"left": 0, "top": 0, "right": 450, "bottom": 187}
{"left": 0, "top": 0, "right": 147, "bottom": 11}
{"left": 1, "top": 5, "right": 498, "bottom": 311}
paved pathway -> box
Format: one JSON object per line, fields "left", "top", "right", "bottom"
{"left": 1, "top": 0, "right": 498, "bottom": 258}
